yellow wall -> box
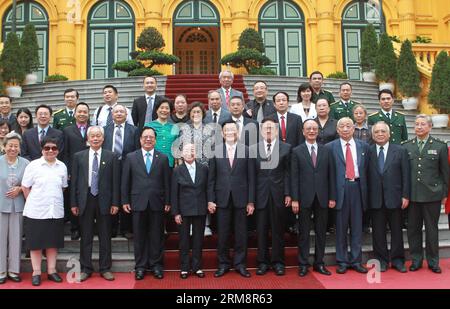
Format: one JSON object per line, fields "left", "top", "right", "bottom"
{"left": 1, "top": 0, "right": 449, "bottom": 80}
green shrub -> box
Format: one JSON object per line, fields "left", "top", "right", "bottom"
{"left": 137, "top": 27, "right": 165, "bottom": 52}
{"left": 412, "top": 36, "right": 431, "bottom": 44}
{"left": 327, "top": 71, "right": 348, "bottom": 79}
{"left": 221, "top": 48, "right": 271, "bottom": 73}
{"left": 238, "top": 28, "right": 264, "bottom": 52}
{"left": 375, "top": 33, "right": 397, "bottom": 82}
{"left": 21, "top": 24, "right": 40, "bottom": 73}
{"left": 248, "top": 67, "right": 276, "bottom": 75}
{"left": 428, "top": 51, "right": 450, "bottom": 114}
{"left": 112, "top": 60, "right": 143, "bottom": 72}
{"left": 45, "top": 74, "right": 68, "bottom": 82}
{"left": 360, "top": 24, "right": 378, "bottom": 72}
{"left": 136, "top": 51, "right": 180, "bottom": 68}
{"left": 0, "top": 32, "right": 25, "bottom": 85}
{"left": 397, "top": 40, "right": 421, "bottom": 97}
{"left": 128, "top": 68, "right": 162, "bottom": 77}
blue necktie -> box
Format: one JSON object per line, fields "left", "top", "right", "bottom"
{"left": 91, "top": 152, "right": 99, "bottom": 196}
{"left": 146, "top": 152, "right": 152, "bottom": 174}
{"left": 114, "top": 124, "right": 123, "bottom": 158}
{"left": 378, "top": 146, "right": 385, "bottom": 173}
{"left": 106, "top": 107, "right": 113, "bottom": 126}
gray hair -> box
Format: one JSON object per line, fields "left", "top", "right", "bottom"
{"left": 87, "top": 126, "right": 104, "bottom": 136}
{"left": 219, "top": 70, "right": 234, "bottom": 80}
{"left": 415, "top": 114, "right": 433, "bottom": 127}
{"left": 371, "top": 121, "right": 391, "bottom": 135}
{"left": 3, "top": 131, "right": 22, "bottom": 147}
{"left": 208, "top": 89, "right": 221, "bottom": 98}
{"left": 337, "top": 117, "right": 354, "bottom": 127}
{"left": 112, "top": 104, "right": 128, "bottom": 114}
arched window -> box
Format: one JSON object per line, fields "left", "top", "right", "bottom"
{"left": 2, "top": 1, "right": 49, "bottom": 82}
{"left": 342, "top": 0, "right": 383, "bottom": 80}
{"left": 259, "top": 1, "right": 306, "bottom": 76}
{"left": 88, "top": 0, "right": 134, "bottom": 79}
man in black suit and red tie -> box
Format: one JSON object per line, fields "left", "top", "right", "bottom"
{"left": 121, "top": 127, "right": 171, "bottom": 280}
{"left": 208, "top": 120, "right": 256, "bottom": 278}
{"left": 131, "top": 76, "right": 165, "bottom": 131}
{"left": 291, "top": 119, "right": 336, "bottom": 277}
{"left": 62, "top": 102, "right": 90, "bottom": 240}
{"left": 251, "top": 118, "right": 291, "bottom": 276}
{"left": 368, "top": 121, "right": 410, "bottom": 273}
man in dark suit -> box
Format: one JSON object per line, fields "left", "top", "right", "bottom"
{"left": 21, "top": 104, "right": 64, "bottom": 161}
{"left": 368, "top": 121, "right": 410, "bottom": 273}
{"left": 62, "top": 102, "right": 90, "bottom": 241}
{"left": 70, "top": 126, "right": 120, "bottom": 282}
{"left": 291, "top": 119, "right": 336, "bottom": 277}
{"left": 245, "top": 81, "right": 276, "bottom": 122}
{"left": 208, "top": 120, "right": 256, "bottom": 278}
{"left": 251, "top": 118, "right": 291, "bottom": 276}
{"left": 326, "top": 117, "right": 370, "bottom": 274}
{"left": 103, "top": 104, "right": 139, "bottom": 238}
{"left": 171, "top": 143, "right": 210, "bottom": 279}
{"left": 0, "top": 95, "right": 17, "bottom": 125}
{"left": 226, "top": 96, "right": 259, "bottom": 147}
{"left": 131, "top": 76, "right": 165, "bottom": 131}
{"left": 216, "top": 70, "right": 244, "bottom": 110}
{"left": 122, "top": 127, "right": 171, "bottom": 280}
{"left": 204, "top": 90, "right": 231, "bottom": 125}
{"left": 403, "top": 114, "right": 449, "bottom": 274}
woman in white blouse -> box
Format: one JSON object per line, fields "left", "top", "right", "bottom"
{"left": 290, "top": 83, "right": 317, "bottom": 121}
{"left": 22, "top": 137, "right": 68, "bottom": 286}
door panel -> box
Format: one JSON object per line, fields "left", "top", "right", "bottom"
{"left": 284, "top": 29, "right": 302, "bottom": 77}
{"left": 90, "top": 30, "right": 108, "bottom": 79}
{"left": 115, "top": 29, "right": 132, "bottom": 77}
{"left": 343, "top": 29, "right": 361, "bottom": 80}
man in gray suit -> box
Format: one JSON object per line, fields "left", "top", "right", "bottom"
{"left": 204, "top": 90, "right": 231, "bottom": 125}
{"left": 216, "top": 71, "right": 243, "bottom": 111}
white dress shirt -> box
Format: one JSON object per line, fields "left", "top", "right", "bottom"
{"left": 277, "top": 112, "right": 288, "bottom": 128}
{"left": 290, "top": 103, "right": 317, "bottom": 121}
{"left": 211, "top": 108, "right": 222, "bottom": 123}
{"left": 185, "top": 161, "right": 196, "bottom": 183}
{"left": 88, "top": 148, "right": 102, "bottom": 187}
{"left": 232, "top": 115, "right": 244, "bottom": 138}
{"left": 340, "top": 138, "right": 359, "bottom": 178}
{"left": 376, "top": 142, "right": 389, "bottom": 162}
{"left": 111, "top": 122, "right": 125, "bottom": 152}
{"left": 22, "top": 157, "right": 68, "bottom": 219}
{"left": 305, "top": 141, "right": 318, "bottom": 156}
{"left": 382, "top": 109, "right": 393, "bottom": 119}
{"left": 141, "top": 148, "right": 154, "bottom": 163}
{"left": 93, "top": 103, "right": 134, "bottom": 127}
{"left": 263, "top": 139, "right": 276, "bottom": 156}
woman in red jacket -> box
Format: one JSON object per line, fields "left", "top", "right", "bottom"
{"left": 446, "top": 146, "right": 450, "bottom": 229}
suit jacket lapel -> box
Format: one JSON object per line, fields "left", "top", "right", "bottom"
{"left": 336, "top": 141, "right": 345, "bottom": 164}
{"left": 82, "top": 150, "right": 90, "bottom": 183}
{"left": 32, "top": 128, "right": 40, "bottom": 150}
{"left": 181, "top": 163, "right": 194, "bottom": 185}
{"left": 383, "top": 146, "right": 395, "bottom": 172}
{"left": 137, "top": 150, "right": 148, "bottom": 176}
{"left": 316, "top": 144, "right": 324, "bottom": 168}
{"left": 301, "top": 144, "right": 314, "bottom": 168}
{"left": 356, "top": 141, "right": 364, "bottom": 170}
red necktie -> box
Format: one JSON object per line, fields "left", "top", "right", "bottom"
{"left": 280, "top": 115, "right": 286, "bottom": 142}
{"left": 345, "top": 143, "right": 355, "bottom": 179}
{"left": 225, "top": 89, "right": 230, "bottom": 107}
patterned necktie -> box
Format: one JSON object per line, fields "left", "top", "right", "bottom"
{"left": 145, "top": 152, "right": 152, "bottom": 174}
{"left": 145, "top": 96, "right": 153, "bottom": 124}
{"left": 418, "top": 140, "right": 424, "bottom": 153}
{"left": 378, "top": 146, "right": 385, "bottom": 172}
{"left": 257, "top": 104, "right": 264, "bottom": 123}
{"left": 267, "top": 142, "right": 272, "bottom": 160}
{"left": 114, "top": 124, "right": 123, "bottom": 158}
{"left": 280, "top": 115, "right": 286, "bottom": 142}
{"left": 106, "top": 107, "right": 113, "bottom": 126}
{"left": 345, "top": 143, "right": 356, "bottom": 179}
{"left": 79, "top": 126, "right": 85, "bottom": 138}
{"left": 213, "top": 112, "right": 218, "bottom": 124}
{"left": 311, "top": 145, "right": 317, "bottom": 167}
{"left": 90, "top": 152, "right": 99, "bottom": 196}
{"left": 225, "top": 89, "right": 230, "bottom": 107}
{"left": 39, "top": 129, "right": 45, "bottom": 142}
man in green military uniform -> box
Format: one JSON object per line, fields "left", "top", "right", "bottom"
{"left": 310, "top": 71, "right": 335, "bottom": 104}
{"left": 330, "top": 82, "right": 359, "bottom": 120}
{"left": 53, "top": 88, "right": 79, "bottom": 130}
{"left": 368, "top": 89, "right": 408, "bottom": 144}
{"left": 402, "top": 114, "right": 449, "bottom": 274}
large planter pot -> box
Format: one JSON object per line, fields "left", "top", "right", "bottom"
{"left": 5, "top": 85, "right": 22, "bottom": 98}
{"left": 431, "top": 114, "right": 449, "bottom": 128}
{"left": 24, "top": 73, "right": 38, "bottom": 85}
{"left": 379, "top": 82, "right": 395, "bottom": 92}
{"left": 401, "top": 97, "right": 419, "bottom": 110}
{"left": 362, "top": 71, "right": 376, "bottom": 82}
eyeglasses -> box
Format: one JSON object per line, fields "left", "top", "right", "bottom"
{"left": 43, "top": 146, "right": 58, "bottom": 151}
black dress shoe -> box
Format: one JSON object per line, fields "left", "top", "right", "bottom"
{"left": 214, "top": 268, "right": 229, "bottom": 278}
{"left": 256, "top": 264, "right": 269, "bottom": 276}
{"left": 47, "top": 273, "right": 63, "bottom": 283}
{"left": 135, "top": 270, "right": 145, "bottom": 280}
{"left": 379, "top": 263, "right": 388, "bottom": 272}
{"left": 409, "top": 263, "right": 423, "bottom": 272}
{"left": 7, "top": 273, "right": 22, "bottom": 282}
{"left": 428, "top": 265, "right": 442, "bottom": 274}
{"left": 180, "top": 271, "right": 189, "bottom": 279}
{"left": 153, "top": 269, "right": 164, "bottom": 279}
{"left": 352, "top": 264, "right": 368, "bottom": 274}
{"left": 32, "top": 275, "right": 41, "bottom": 286}
{"left": 111, "top": 229, "right": 118, "bottom": 238}
{"left": 313, "top": 265, "right": 331, "bottom": 276}
{"left": 336, "top": 265, "right": 347, "bottom": 274}
{"left": 274, "top": 266, "right": 285, "bottom": 276}
{"left": 236, "top": 268, "right": 251, "bottom": 278}
{"left": 392, "top": 264, "right": 407, "bottom": 273}
{"left": 0, "top": 277, "right": 6, "bottom": 284}
{"left": 194, "top": 270, "right": 205, "bottom": 278}
{"left": 71, "top": 230, "right": 80, "bottom": 241}
{"left": 298, "top": 266, "right": 309, "bottom": 277}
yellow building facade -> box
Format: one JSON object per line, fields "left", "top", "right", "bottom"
{"left": 1, "top": 0, "right": 450, "bottom": 82}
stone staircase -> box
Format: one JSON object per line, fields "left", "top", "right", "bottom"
{"left": 13, "top": 75, "right": 450, "bottom": 272}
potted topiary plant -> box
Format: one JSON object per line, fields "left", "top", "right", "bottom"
{"left": 397, "top": 40, "right": 421, "bottom": 110}
{"left": 0, "top": 32, "right": 25, "bottom": 97}
{"left": 375, "top": 33, "right": 397, "bottom": 91}
{"left": 360, "top": 24, "right": 378, "bottom": 82}
{"left": 21, "top": 24, "right": 40, "bottom": 85}
{"left": 428, "top": 51, "right": 450, "bottom": 128}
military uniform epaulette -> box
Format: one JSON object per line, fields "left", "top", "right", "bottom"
{"left": 396, "top": 111, "right": 405, "bottom": 115}
{"left": 430, "top": 136, "right": 446, "bottom": 145}
{"left": 401, "top": 138, "right": 415, "bottom": 145}
{"left": 54, "top": 109, "right": 65, "bottom": 114}
{"left": 368, "top": 111, "right": 378, "bottom": 117}
{"left": 330, "top": 101, "right": 339, "bottom": 106}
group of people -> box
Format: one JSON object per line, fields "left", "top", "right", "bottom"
{"left": 0, "top": 70, "right": 448, "bottom": 286}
